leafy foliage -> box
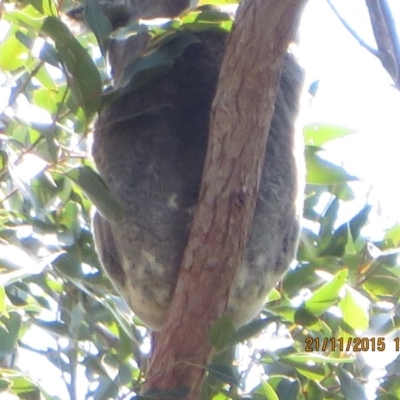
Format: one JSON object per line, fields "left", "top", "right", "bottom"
{"left": 1, "top": 1, "right": 400, "bottom": 399}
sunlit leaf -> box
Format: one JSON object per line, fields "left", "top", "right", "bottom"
{"left": 26, "top": 0, "right": 57, "bottom": 16}
{"left": 283, "top": 353, "right": 354, "bottom": 364}
{"left": 259, "top": 380, "right": 279, "bottom": 400}
{"left": 0, "top": 285, "right": 8, "bottom": 317}
{"left": 4, "top": 7, "right": 44, "bottom": 30}
{"left": 385, "top": 223, "right": 400, "bottom": 247}
{"left": 306, "top": 147, "right": 358, "bottom": 185}
{"left": 303, "top": 380, "right": 323, "bottom": 400}
{"left": 339, "top": 289, "right": 369, "bottom": 331}
{"left": 362, "top": 270, "right": 400, "bottom": 297}
{"left": 303, "top": 269, "right": 348, "bottom": 317}
{"left": 304, "top": 123, "right": 357, "bottom": 146}
{"left": 34, "top": 65, "right": 58, "bottom": 91}
{"left": 0, "top": 32, "right": 28, "bottom": 71}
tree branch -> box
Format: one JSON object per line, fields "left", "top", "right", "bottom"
{"left": 142, "top": 1, "right": 307, "bottom": 399}
{"left": 326, "top": 0, "right": 379, "bottom": 57}
{"left": 365, "top": 0, "right": 400, "bottom": 88}
{"left": 327, "top": 0, "right": 400, "bottom": 88}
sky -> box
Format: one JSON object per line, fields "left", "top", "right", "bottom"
{"left": 300, "top": 0, "right": 400, "bottom": 233}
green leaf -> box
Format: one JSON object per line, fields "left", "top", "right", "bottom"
{"left": 39, "top": 42, "right": 59, "bottom": 67}
{"left": 303, "top": 269, "right": 348, "bottom": 317}
{"left": 41, "top": 16, "right": 102, "bottom": 119}
{"left": 385, "top": 223, "right": 400, "bottom": 247}
{"left": 305, "top": 146, "right": 358, "bottom": 185}
{"left": 0, "top": 286, "right": 8, "bottom": 317}
{"left": 303, "top": 380, "right": 323, "bottom": 400}
{"left": 232, "top": 317, "right": 279, "bottom": 345}
{"left": 369, "top": 313, "right": 395, "bottom": 335}
{"left": 283, "top": 353, "right": 354, "bottom": 365}
{"left": 283, "top": 264, "right": 318, "bottom": 293}
{"left": 6, "top": 374, "right": 40, "bottom": 397}
{"left": 70, "top": 302, "right": 86, "bottom": 339}
{"left": 378, "top": 376, "right": 400, "bottom": 400}
{"left": 303, "top": 123, "right": 357, "bottom": 146}
{"left": 54, "top": 250, "right": 82, "bottom": 279}
{"left": 202, "top": 345, "right": 236, "bottom": 399}
{"left": 285, "top": 361, "right": 326, "bottom": 381}
{"left": 33, "top": 85, "right": 67, "bottom": 114}
{"left": 194, "top": 10, "right": 232, "bottom": 23}
{"left": 268, "top": 376, "right": 301, "bottom": 400}
{"left": 65, "top": 166, "right": 123, "bottom": 221}
{"left": 209, "top": 315, "right": 236, "bottom": 351}
{"left": 15, "top": 30, "right": 35, "bottom": 50}
{"left": 339, "top": 289, "right": 368, "bottom": 331}
{"left": 0, "top": 313, "right": 22, "bottom": 359}
{"left": 34, "top": 65, "right": 57, "bottom": 91}
{"left": 336, "top": 367, "right": 367, "bottom": 400}
{"left": 265, "top": 288, "right": 281, "bottom": 302}
{"left": 34, "top": 320, "right": 69, "bottom": 336}
{"left": 0, "top": 246, "right": 59, "bottom": 286}
{"left": 294, "top": 307, "right": 319, "bottom": 327}
{"left": 0, "top": 32, "right": 28, "bottom": 71}
{"left": 320, "top": 204, "right": 372, "bottom": 257}
{"left": 0, "top": 378, "right": 12, "bottom": 391}
{"left": 85, "top": 0, "right": 112, "bottom": 56}
{"left": 121, "top": 31, "right": 200, "bottom": 90}
{"left": 259, "top": 380, "right": 279, "bottom": 400}
{"left": 204, "top": 364, "right": 240, "bottom": 386}
{"left": 362, "top": 270, "right": 400, "bottom": 297}
{"left": 26, "top": 0, "right": 57, "bottom": 15}
{"left": 4, "top": 9, "right": 44, "bottom": 31}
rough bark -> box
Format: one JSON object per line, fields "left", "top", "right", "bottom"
{"left": 142, "top": 1, "right": 307, "bottom": 398}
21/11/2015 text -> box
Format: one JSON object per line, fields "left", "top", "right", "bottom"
{"left": 304, "top": 337, "right": 400, "bottom": 352}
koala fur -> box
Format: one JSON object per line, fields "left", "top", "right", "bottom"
{"left": 92, "top": 5, "right": 304, "bottom": 330}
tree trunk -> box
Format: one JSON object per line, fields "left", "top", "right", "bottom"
{"left": 143, "top": 1, "right": 307, "bottom": 399}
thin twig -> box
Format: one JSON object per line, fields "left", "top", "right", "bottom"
{"left": 326, "top": 0, "right": 379, "bottom": 57}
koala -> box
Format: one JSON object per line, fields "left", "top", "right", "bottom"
{"left": 91, "top": 1, "right": 305, "bottom": 330}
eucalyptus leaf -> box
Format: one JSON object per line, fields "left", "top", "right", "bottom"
{"left": 303, "top": 269, "right": 348, "bottom": 317}
{"left": 336, "top": 367, "right": 367, "bottom": 400}
{"left": 41, "top": 16, "right": 102, "bottom": 119}
{"left": 85, "top": 0, "right": 112, "bottom": 56}
{"left": 306, "top": 146, "right": 358, "bottom": 185}
{"left": 304, "top": 123, "right": 357, "bottom": 147}
{"left": 66, "top": 166, "right": 123, "bottom": 221}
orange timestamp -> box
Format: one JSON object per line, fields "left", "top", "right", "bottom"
{"left": 304, "top": 337, "right": 400, "bottom": 352}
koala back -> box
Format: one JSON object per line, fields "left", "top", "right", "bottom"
{"left": 92, "top": 29, "right": 304, "bottom": 330}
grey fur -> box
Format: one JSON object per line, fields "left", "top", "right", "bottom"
{"left": 92, "top": 9, "right": 304, "bottom": 330}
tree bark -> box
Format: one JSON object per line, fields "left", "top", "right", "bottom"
{"left": 143, "top": 1, "right": 307, "bottom": 399}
